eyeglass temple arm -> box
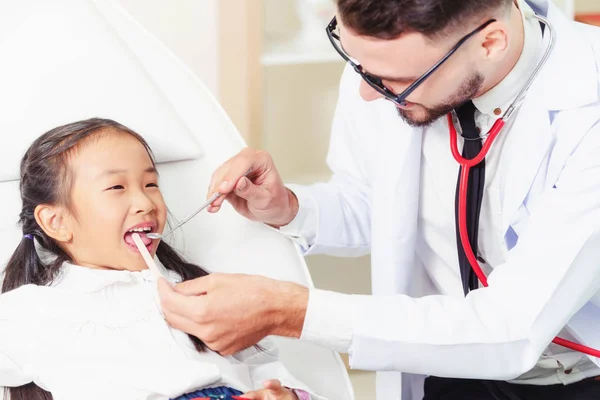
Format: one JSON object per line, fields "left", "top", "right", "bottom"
{"left": 394, "top": 20, "right": 497, "bottom": 103}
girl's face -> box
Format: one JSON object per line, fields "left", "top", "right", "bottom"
{"left": 64, "top": 131, "right": 167, "bottom": 271}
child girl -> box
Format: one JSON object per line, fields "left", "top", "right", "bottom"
{"left": 0, "top": 118, "right": 323, "bottom": 400}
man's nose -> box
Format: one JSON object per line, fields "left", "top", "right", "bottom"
{"left": 359, "top": 80, "right": 385, "bottom": 102}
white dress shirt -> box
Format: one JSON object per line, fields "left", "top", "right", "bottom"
{"left": 280, "top": 1, "right": 600, "bottom": 386}
{"left": 0, "top": 259, "right": 321, "bottom": 400}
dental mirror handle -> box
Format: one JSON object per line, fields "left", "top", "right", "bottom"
{"left": 155, "top": 192, "right": 222, "bottom": 240}
{"left": 147, "top": 169, "right": 252, "bottom": 240}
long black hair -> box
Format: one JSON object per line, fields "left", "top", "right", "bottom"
{"left": 1, "top": 118, "right": 211, "bottom": 400}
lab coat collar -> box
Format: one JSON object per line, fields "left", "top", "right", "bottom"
{"left": 469, "top": 0, "right": 598, "bottom": 117}
{"left": 473, "top": 0, "right": 543, "bottom": 117}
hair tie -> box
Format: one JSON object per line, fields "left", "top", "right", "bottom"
{"left": 23, "top": 234, "right": 33, "bottom": 240}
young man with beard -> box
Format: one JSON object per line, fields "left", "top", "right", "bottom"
{"left": 158, "top": 1, "right": 600, "bottom": 398}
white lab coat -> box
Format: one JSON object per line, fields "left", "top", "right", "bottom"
{"left": 292, "top": 1, "right": 600, "bottom": 398}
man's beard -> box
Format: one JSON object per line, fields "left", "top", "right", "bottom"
{"left": 396, "top": 72, "right": 485, "bottom": 128}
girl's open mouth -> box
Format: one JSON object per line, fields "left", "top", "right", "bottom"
{"left": 124, "top": 225, "right": 155, "bottom": 253}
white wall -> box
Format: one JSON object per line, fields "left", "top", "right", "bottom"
{"left": 576, "top": 0, "right": 600, "bottom": 13}
{"left": 553, "top": 0, "right": 600, "bottom": 18}
{"left": 113, "top": 0, "right": 600, "bottom": 103}
{"left": 553, "top": 0, "right": 575, "bottom": 18}
{"left": 115, "top": 0, "right": 220, "bottom": 98}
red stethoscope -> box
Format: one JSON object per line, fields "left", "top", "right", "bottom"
{"left": 448, "top": 13, "right": 600, "bottom": 358}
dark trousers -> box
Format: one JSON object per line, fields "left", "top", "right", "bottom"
{"left": 423, "top": 376, "right": 600, "bottom": 400}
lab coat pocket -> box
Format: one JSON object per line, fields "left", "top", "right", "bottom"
{"left": 508, "top": 204, "right": 531, "bottom": 241}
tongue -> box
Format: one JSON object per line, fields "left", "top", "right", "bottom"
{"left": 124, "top": 231, "right": 152, "bottom": 246}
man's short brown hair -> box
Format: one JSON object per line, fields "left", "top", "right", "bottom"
{"left": 336, "top": 0, "right": 512, "bottom": 39}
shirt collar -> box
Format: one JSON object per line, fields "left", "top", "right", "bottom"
{"left": 52, "top": 257, "right": 181, "bottom": 293}
{"left": 472, "top": 0, "right": 543, "bottom": 118}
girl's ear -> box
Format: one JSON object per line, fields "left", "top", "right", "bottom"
{"left": 34, "top": 204, "right": 74, "bottom": 243}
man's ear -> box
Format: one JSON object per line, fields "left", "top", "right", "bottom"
{"left": 34, "top": 204, "right": 74, "bottom": 243}
{"left": 480, "top": 21, "right": 510, "bottom": 60}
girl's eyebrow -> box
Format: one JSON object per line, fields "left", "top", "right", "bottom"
{"left": 98, "top": 166, "right": 157, "bottom": 178}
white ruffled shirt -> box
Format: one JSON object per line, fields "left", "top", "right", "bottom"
{"left": 0, "top": 259, "right": 321, "bottom": 400}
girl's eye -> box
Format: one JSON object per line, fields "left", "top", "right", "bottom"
{"left": 146, "top": 183, "right": 159, "bottom": 188}
{"left": 106, "top": 185, "right": 125, "bottom": 190}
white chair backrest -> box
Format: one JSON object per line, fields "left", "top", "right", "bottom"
{"left": 0, "top": 1, "right": 353, "bottom": 399}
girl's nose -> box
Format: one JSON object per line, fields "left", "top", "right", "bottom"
{"left": 133, "top": 193, "right": 155, "bottom": 215}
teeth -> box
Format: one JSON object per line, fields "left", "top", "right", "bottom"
{"left": 128, "top": 226, "right": 152, "bottom": 233}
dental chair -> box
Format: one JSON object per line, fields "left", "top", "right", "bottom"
{"left": 0, "top": 1, "right": 354, "bottom": 399}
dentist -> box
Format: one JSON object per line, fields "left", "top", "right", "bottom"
{"left": 158, "top": 0, "right": 600, "bottom": 398}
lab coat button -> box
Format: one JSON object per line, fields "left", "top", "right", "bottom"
{"left": 494, "top": 108, "right": 502, "bottom": 116}
{"left": 564, "top": 369, "right": 572, "bottom": 375}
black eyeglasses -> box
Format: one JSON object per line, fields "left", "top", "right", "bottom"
{"left": 326, "top": 17, "right": 496, "bottom": 107}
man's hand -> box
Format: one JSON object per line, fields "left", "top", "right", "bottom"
{"left": 207, "top": 147, "right": 299, "bottom": 228}
{"left": 242, "top": 380, "right": 299, "bottom": 400}
{"left": 157, "top": 274, "right": 309, "bottom": 355}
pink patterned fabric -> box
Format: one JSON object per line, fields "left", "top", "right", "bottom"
{"left": 292, "top": 389, "right": 311, "bottom": 400}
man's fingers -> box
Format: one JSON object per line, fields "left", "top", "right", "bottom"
{"left": 208, "top": 174, "right": 251, "bottom": 210}
{"left": 210, "top": 182, "right": 234, "bottom": 208}
{"left": 207, "top": 148, "right": 278, "bottom": 217}
{"left": 225, "top": 194, "right": 251, "bottom": 216}
{"left": 162, "top": 308, "right": 203, "bottom": 338}
{"left": 222, "top": 148, "right": 262, "bottom": 183}
{"left": 213, "top": 170, "right": 257, "bottom": 208}
{"left": 207, "top": 156, "right": 245, "bottom": 209}
{"left": 214, "top": 149, "right": 271, "bottom": 199}
{"left": 156, "top": 278, "right": 181, "bottom": 307}
{"left": 209, "top": 190, "right": 248, "bottom": 214}
{"left": 233, "top": 177, "right": 266, "bottom": 203}
{"left": 173, "top": 275, "right": 213, "bottom": 296}
{"left": 207, "top": 167, "right": 230, "bottom": 206}
{"left": 262, "top": 380, "right": 283, "bottom": 391}
{"left": 158, "top": 278, "right": 210, "bottom": 320}
{"left": 240, "top": 391, "right": 262, "bottom": 400}
{"left": 210, "top": 150, "right": 258, "bottom": 192}
{"left": 156, "top": 277, "right": 174, "bottom": 292}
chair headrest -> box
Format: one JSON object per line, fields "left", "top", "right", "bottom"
{"left": 0, "top": 0, "right": 203, "bottom": 182}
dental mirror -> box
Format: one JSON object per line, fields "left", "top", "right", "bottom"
{"left": 147, "top": 169, "right": 252, "bottom": 240}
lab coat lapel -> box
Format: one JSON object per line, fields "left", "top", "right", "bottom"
{"left": 500, "top": 88, "right": 552, "bottom": 234}
{"left": 501, "top": 0, "right": 599, "bottom": 234}
{"left": 525, "top": 0, "right": 549, "bottom": 16}
{"left": 370, "top": 105, "right": 424, "bottom": 400}
{"left": 371, "top": 106, "right": 423, "bottom": 296}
